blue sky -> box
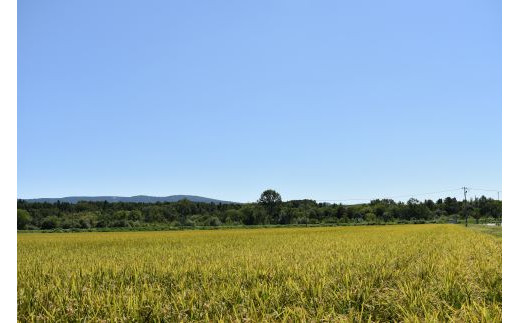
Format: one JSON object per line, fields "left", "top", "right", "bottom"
{"left": 18, "top": 0, "right": 501, "bottom": 202}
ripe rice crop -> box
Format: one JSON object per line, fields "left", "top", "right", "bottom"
{"left": 17, "top": 224, "right": 501, "bottom": 321}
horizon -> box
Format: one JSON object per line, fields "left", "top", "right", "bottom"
{"left": 18, "top": 187, "right": 500, "bottom": 204}
{"left": 18, "top": 0, "right": 501, "bottom": 202}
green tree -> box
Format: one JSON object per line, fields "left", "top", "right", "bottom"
{"left": 424, "top": 199, "right": 435, "bottom": 210}
{"left": 258, "top": 189, "right": 282, "bottom": 220}
{"left": 365, "top": 212, "right": 377, "bottom": 223}
{"left": 17, "top": 209, "right": 32, "bottom": 230}
{"left": 129, "top": 210, "right": 144, "bottom": 221}
{"left": 206, "top": 216, "right": 221, "bottom": 226}
{"left": 489, "top": 200, "right": 502, "bottom": 224}
{"left": 238, "top": 205, "right": 269, "bottom": 225}
{"left": 471, "top": 207, "right": 482, "bottom": 224}
{"left": 335, "top": 205, "right": 347, "bottom": 219}
{"left": 278, "top": 208, "right": 295, "bottom": 224}
{"left": 41, "top": 216, "right": 59, "bottom": 229}
{"left": 443, "top": 197, "right": 459, "bottom": 215}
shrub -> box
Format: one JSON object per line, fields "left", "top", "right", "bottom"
{"left": 41, "top": 216, "right": 60, "bottom": 230}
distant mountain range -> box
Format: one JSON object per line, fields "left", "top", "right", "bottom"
{"left": 20, "top": 195, "right": 236, "bottom": 204}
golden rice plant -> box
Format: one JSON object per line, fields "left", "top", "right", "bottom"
{"left": 17, "top": 224, "right": 501, "bottom": 322}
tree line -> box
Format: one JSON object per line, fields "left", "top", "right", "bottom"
{"left": 17, "top": 190, "right": 502, "bottom": 230}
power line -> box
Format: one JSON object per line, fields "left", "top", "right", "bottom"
{"left": 313, "top": 188, "right": 463, "bottom": 203}
{"left": 468, "top": 187, "right": 501, "bottom": 192}
{"left": 389, "top": 188, "right": 462, "bottom": 199}
{"left": 240, "top": 187, "right": 502, "bottom": 204}
{"left": 315, "top": 198, "right": 372, "bottom": 202}
{"left": 466, "top": 187, "right": 501, "bottom": 201}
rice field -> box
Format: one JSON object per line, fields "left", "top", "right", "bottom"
{"left": 17, "top": 224, "right": 501, "bottom": 322}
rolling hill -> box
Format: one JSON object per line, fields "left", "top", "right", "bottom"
{"left": 21, "top": 195, "right": 236, "bottom": 204}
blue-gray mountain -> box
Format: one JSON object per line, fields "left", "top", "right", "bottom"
{"left": 21, "top": 195, "right": 236, "bottom": 204}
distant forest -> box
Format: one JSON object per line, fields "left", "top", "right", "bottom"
{"left": 17, "top": 190, "right": 502, "bottom": 231}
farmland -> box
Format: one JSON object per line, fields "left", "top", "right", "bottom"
{"left": 17, "top": 224, "right": 501, "bottom": 321}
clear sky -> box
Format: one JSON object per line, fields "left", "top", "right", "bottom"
{"left": 18, "top": 0, "right": 501, "bottom": 203}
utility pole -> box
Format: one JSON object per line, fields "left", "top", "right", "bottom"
{"left": 497, "top": 191, "right": 500, "bottom": 201}
{"left": 463, "top": 187, "right": 468, "bottom": 227}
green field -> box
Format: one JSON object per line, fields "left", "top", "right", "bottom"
{"left": 17, "top": 224, "right": 501, "bottom": 321}
{"left": 466, "top": 224, "right": 502, "bottom": 239}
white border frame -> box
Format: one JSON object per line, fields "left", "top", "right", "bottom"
{"left": 0, "top": 0, "right": 17, "bottom": 320}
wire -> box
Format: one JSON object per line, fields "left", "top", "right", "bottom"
{"left": 468, "top": 187, "right": 501, "bottom": 192}
{"left": 313, "top": 188, "right": 463, "bottom": 202}
{"left": 389, "top": 188, "right": 462, "bottom": 199}
{"left": 275, "top": 187, "right": 501, "bottom": 203}
{"left": 316, "top": 199, "right": 372, "bottom": 202}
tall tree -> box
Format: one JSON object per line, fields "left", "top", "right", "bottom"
{"left": 258, "top": 189, "right": 282, "bottom": 220}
